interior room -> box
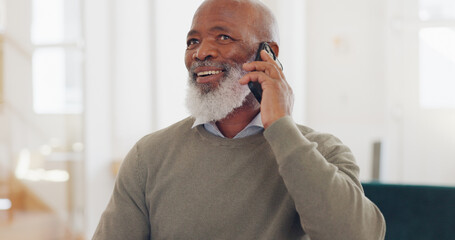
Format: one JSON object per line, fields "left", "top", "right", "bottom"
{"left": 0, "top": 0, "right": 454, "bottom": 239}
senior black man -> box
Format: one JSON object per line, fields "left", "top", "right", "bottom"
{"left": 93, "top": 0, "right": 386, "bottom": 239}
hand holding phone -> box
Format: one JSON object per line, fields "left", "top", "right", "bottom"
{"left": 240, "top": 42, "right": 293, "bottom": 128}
{"left": 248, "top": 42, "right": 283, "bottom": 103}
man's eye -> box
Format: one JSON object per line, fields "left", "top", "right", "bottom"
{"left": 219, "top": 35, "right": 232, "bottom": 41}
{"left": 187, "top": 39, "right": 199, "bottom": 47}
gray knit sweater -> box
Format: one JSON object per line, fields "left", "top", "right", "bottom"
{"left": 93, "top": 116, "right": 385, "bottom": 240}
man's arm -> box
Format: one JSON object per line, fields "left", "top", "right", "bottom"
{"left": 92, "top": 144, "right": 150, "bottom": 240}
{"left": 264, "top": 116, "right": 386, "bottom": 240}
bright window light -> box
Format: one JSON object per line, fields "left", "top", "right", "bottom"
{"left": 419, "top": 27, "right": 455, "bottom": 108}
{"left": 0, "top": 198, "right": 12, "bottom": 210}
{"left": 33, "top": 47, "right": 66, "bottom": 113}
{"left": 31, "top": 0, "right": 65, "bottom": 44}
{"left": 419, "top": 0, "right": 455, "bottom": 21}
{"left": 31, "top": 0, "right": 83, "bottom": 114}
{"left": 15, "top": 148, "right": 70, "bottom": 182}
{"left": 32, "top": 47, "right": 83, "bottom": 114}
{"left": 0, "top": 0, "right": 6, "bottom": 32}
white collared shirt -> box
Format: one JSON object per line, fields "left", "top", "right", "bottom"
{"left": 191, "top": 114, "right": 264, "bottom": 138}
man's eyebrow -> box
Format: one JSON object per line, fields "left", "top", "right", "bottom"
{"left": 187, "top": 30, "right": 199, "bottom": 38}
{"left": 187, "top": 26, "right": 233, "bottom": 38}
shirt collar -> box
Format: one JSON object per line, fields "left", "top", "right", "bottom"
{"left": 191, "top": 113, "right": 264, "bottom": 138}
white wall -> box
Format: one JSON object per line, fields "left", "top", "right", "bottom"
{"left": 306, "top": 0, "right": 387, "bottom": 181}
{"left": 112, "top": 0, "right": 153, "bottom": 160}
{"left": 84, "top": 0, "right": 153, "bottom": 237}
{"left": 83, "top": 0, "right": 114, "bottom": 237}
{"left": 306, "top": 0, "right": 455, "bottom": 185}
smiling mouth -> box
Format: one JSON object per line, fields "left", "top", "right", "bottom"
{"left": 197, "top": 70, "right": 224, "bottom": 77}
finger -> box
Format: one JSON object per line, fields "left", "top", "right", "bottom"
{"left": 238, "top": 71, "right": 270, "bottom": 85}
{"left": 242, "top": 61, "right": 282, "bottom": 79}
{"left": 243, "top": 60, "right": 270, "bottom": 71}
{"left": 259, "top": 50, "right": 284, "bottom": 77}
{"left": 260, "top": 49, "right": 274, "bottom": 63}
{"left": 243, "top": 52, "right": 283, "bottom": 75}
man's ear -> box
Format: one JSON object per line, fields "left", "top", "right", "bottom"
{"left": 268, "top": 42, "right": 280, "bottom": 57}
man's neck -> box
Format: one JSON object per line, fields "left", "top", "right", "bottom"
{"left": 216, "top": 96, "right": 260, "bottom": 139}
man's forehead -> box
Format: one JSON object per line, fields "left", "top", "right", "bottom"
{"left": 188, "top": 0, "right": 278, "bottom": 43}
{"left": 192, "top": 0, "right": 256, "bottom": 24}
{"left": 188, "top": 2, "right": 255, "bottom": 34}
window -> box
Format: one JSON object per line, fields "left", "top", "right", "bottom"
{"left": 419, "top": 0, "right": 455, "bottom": 108}
{"left": 31, "top": 0, "right": 83, "bottom": 114}
{"left": 0, "top": 0, "right": 4, "bottom": 105}
{"left": 419, "top": 0, "right": 455, "bottom": 21}
{"left": 0, "top": 0, "right": 5, "bottom": 33}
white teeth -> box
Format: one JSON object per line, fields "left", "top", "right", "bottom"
{"left": 197, "top": 70, "right": 222, "bottom": 77}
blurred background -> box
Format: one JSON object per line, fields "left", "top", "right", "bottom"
{"left": 0, "top": 0, "right": 454, "bottom": 239}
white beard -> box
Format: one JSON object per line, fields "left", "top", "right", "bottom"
{"left": 185, "top": 61, "right": 251, "bottom": 122}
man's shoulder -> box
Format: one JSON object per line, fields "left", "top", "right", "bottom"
{"left": 295, "top": 123, "right": 345, "bottom": 148}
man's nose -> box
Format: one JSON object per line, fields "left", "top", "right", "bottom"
{"left": 193, "top": 41, "right": 218, "bottom": 61}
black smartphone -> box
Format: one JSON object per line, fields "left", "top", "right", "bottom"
{"left": 248, "top": 42, "right": 283, "bottom": 103}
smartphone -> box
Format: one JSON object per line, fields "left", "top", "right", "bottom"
{"left": 248, "top": 42, "right": 283, "bottom": 103}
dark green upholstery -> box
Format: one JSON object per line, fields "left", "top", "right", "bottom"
{"left": 362, "top": 182, "right": 455, "bottom": 240}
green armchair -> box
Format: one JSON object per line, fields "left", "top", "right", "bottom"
{"left": 362, "top": 182, "right": 455, "bottom": 240}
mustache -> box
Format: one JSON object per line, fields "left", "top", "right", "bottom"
{"left": 189, "top": 51, "right": 256, "bottom": 74}
{"left": 189, "top": 60, "right": 231, "bottom": 73}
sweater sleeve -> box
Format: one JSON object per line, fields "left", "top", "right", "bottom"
{"left": 263, "top": 116, "right": 386, "bottom": 240}
{"left": 92, "top": 143, "right": 150, "bottom": 240}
